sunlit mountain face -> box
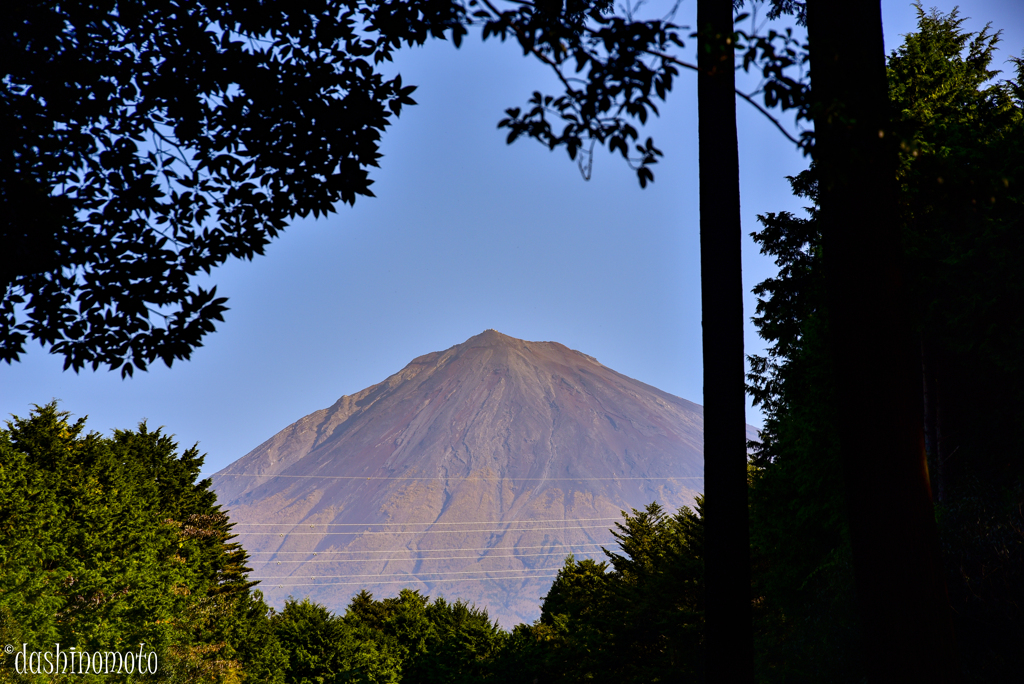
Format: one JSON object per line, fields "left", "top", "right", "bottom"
{"left": 213, "top": 329, "right": 752, "bottom": 627}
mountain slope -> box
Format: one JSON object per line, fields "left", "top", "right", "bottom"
{"left": 212, "top": 330, "right": 750, "bottom": 626}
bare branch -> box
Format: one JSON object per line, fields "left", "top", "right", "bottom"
{"left": 649, "top": 51, "right": 802, "bottom": 146}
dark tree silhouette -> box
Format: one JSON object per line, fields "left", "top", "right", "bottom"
{"left": 1, "top": 0, "right": 465, "bottom": 376}
{"left": 479, "top": 1, "right": 965, "bottom": 678}
{"left": 696, "top": 1, "right": 754, "bottom": 681}
{"left": 803, "top": 1, "right": 957, "bottom": 681}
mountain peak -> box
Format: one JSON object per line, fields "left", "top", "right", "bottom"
{"left": 464, "top": 328, "right": 528, "bottom": 347}
{"left": 456, "top": 329, "right": 598, "bottom": 363}
{"left": 465, "top": 328, "right": 515, "bottom": 344}
{"left": 211, "top": 334, "right": 731, "bottom": 627}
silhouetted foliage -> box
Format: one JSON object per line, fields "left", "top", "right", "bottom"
{"left": 1, "top": 0, "right": 466, "bottom": 376}
{"left": 890, "top": 9, "right": 1024, "bottom": 680}
{"left": 468, "top": 0, "right": 808, "bottom": 185}
{"left": 747, "top": 169, "right": 862, "bottom": 682}
{"left": 748, "top": 7, "right": 1024, "bottom": 681}
{"left": 2, "top": 0, "right": 807, "bottom": 381}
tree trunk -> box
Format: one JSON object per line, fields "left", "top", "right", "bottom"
{"left": 922, "top": 340, "right": 942, "bottom": 503}
{"left": 697, "top": 1, "right": 754, "bottom": 681}
{"left": 804, "top": 2, "right": 958, "bottom": 681}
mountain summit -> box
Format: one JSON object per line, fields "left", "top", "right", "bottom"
{"left": 212, "top": 331, "right": 743, "bottom": 626}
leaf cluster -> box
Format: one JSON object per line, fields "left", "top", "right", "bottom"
{"left": 495, "top": 501, "right": 705, "bottom": 684}
{"left": 265, "top": 588, "right": 504, "bottom": 684}
{"left": 466, "top": 0, "right": 810, "bottom": 185}
{"left": 474, "top": 0, "right": 678, "bottom": 186}
{"left": 2, "top": 0, "right": 467, "bottom": 375}
{"left": 344, "top": 588, "right": 504, "bottom": 684}
{"left": 888, "top": 5, "right": 1024, "bottom": 383}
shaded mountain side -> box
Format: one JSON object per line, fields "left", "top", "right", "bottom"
{"left": 212, "top": 330, "right": 757, "bottom": 626}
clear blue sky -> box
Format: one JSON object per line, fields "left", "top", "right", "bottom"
{"left": 3, "top": 1, "right": 1022, "bottom": 478}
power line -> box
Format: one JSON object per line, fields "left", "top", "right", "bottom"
{"left": 246, "top": 542, "right": 616, "bottom": 555}
{"left": 252, "top": 567, "right": 567, "bottom": 580}
{"left": 237, "top": 524, "right": 615, "bottom": 536}
{"left": 219, "top": 473, "right": 703, "bottom": 481}
{"left": 232, "top": 517, "right": 623, "bottom": 526}
{"left": 260, "top": 574, "right": 562, "bottom": 588}
{"left": 261, "top": 550, "right": 607, "bottom": 563}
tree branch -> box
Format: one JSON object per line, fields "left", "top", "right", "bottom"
{"left": 649, "top": 51, "right": 802, "bottom": 146}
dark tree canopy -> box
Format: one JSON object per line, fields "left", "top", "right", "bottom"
{"left": 748, "top": 8, "right": 1024, "bottom": 680}
{"left": 472, "top": 0, "right": 808, "bottom": 185}
{"left": 1, "top": 0, "right": 465, "bottom": 376}
{"left": 3, "top": 0, "right": 805, "bottom": 378}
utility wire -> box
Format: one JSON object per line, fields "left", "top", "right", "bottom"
{"left": 261, "top": 550, "right": 607, "bottom": 563}
{"left": 246, "top": 542, "right": 616, "bottom": 555}
{"left": 232, "top": 516, "right": 623, "bottom": 526}
{"left": 252, "top": 567, "right": 567, "bottom": 580}
{"left": 237, "top": 524, "right": 616, "bottom": 536}
{"left": 219, "top": 473, "right": 703, "bottom": 481}
{"left": 261, "top": 575, "right": 561, "bottom": 588}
